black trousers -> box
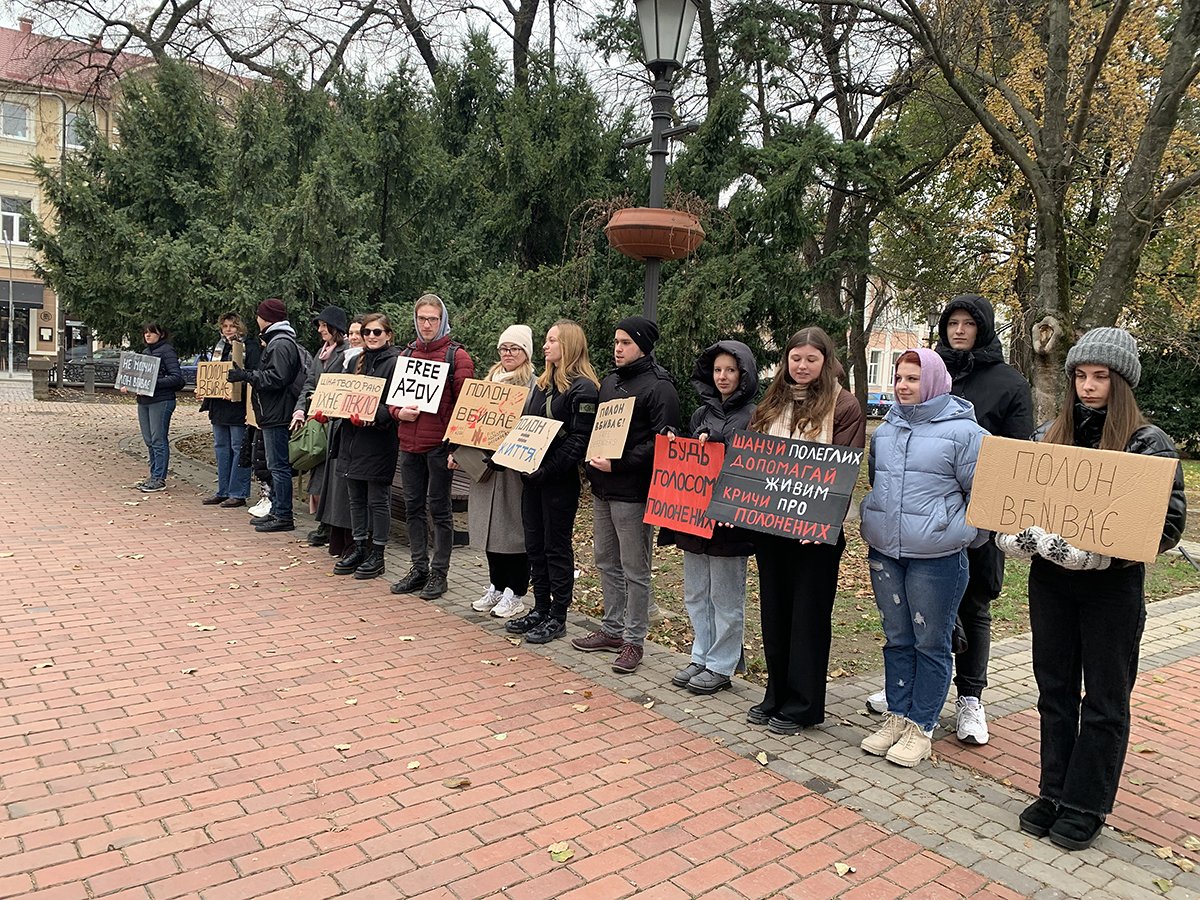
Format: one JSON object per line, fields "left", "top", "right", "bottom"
{"left": 1029, "top": 558, "right": 1145, "bottom": 816}
{"left": 755, "top": 532, "right": 846, "bottom": 726}
{"left": 487, "top": 551, "right": 530, "bottom": 597}
{"left": 522, "top": 475, "right": 581, "bottom": 620}
{"left": 953, "top": 582, "right": 992, "bottom": 699}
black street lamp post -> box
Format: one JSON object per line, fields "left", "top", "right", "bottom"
{"left": 629, "top": 0, "right": 699, "bottom": 322}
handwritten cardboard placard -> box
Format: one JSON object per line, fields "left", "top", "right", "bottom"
{"left": 196, "top": 362, "right": 237, "bottom": 401}
{"left": 443, "top": 379, "right": 530, "bottom": 450}
{"left": 116, "top": 351, "right": 160, "bottom": 396}
{"left": 643, "top": 435, "right": 725, "bottom": 538}
{"left": 707, "top": 430, "right": 864, "bottom": 544}
{"left": 966, "top": 435, "right": 1178, "bottom": 563}
{"left": 585, "top": 397, "right": 635, "bottom": 460}
{"left": 386, "top": 356, "right": 450, "bottom": 413}
{"left": 309, "top": 372, "right": 387, "bottom": 420}
{"left": 493, "top": 415, "right": 564, "bottom": 474}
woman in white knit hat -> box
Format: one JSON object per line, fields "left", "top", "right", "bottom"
{"left": 451, "top": 324, "right": 536, "bottom": 619}
{"left": 1000, "top": 327, "right": 1187, "bottom": 851}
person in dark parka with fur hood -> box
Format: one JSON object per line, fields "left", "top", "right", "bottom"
{"left": 931, "top": 294, "right": 1033, "bottom": 745}
{"left": 668, "top": 340, "right": 759, "bottom": 695}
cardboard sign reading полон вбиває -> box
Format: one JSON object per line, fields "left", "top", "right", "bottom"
{"left": 706, "top": 430, "right": 863, "bottom": 544}
{"left": 643, "top": 435, "right": 724, "bottom": 539}
{"left": 443, "top": 379, "right": 530, "bottom": 451}
{"left": 966, "top": 435, "right": 1178, "bottom": 564}
{"left": 309, "top": 373, "right": 387, "bottom": 420}
{"left": 195, "top": 342, "right": 244, "bottom": 402}
{"left": 385, "top": 357, "right": 450, "bottom": 413}
{"left": 116, "top": 351, "right": 160, "bottom": 396}
{"left": 584, "top": 397, "right": 635, "bottom": 460}
{"left": 492, "top": 415, "right": 563, "bottom": 474}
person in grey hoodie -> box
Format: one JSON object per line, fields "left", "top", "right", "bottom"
{"left": 858, "top": 348, "right": 985, "bottom": 768}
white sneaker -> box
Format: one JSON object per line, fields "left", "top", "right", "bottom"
{"left": 472, "top": 585, "right": 500, "bottom": 612}
{"left": 866, "top": 689, "right": 888, "bottom": 715}
{"left": 956, "top": 697, "right": 989, "bottom": 745}
{"left": 248, "top": 495, "right": 272, "bottom": 517}
{"left": 491, "top": 589, "right": 526, "bottom": 619}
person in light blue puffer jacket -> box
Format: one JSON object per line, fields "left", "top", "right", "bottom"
{"left": 858, "top": 347, "right": 986, "bottom": 769}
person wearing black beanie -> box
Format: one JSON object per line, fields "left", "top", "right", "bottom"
{"left": 571, "top": 318, "right": 680, "bottom": 675}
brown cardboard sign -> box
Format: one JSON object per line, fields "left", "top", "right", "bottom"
{"left": 245, "top": 384, "right": 258, "bottom": 428}
{"left": 308, "top": 372, "right": 387, "bottom": 420}
{"left": 492, "top": 415, "right": 564, "bottom": 474}
{"left": 443, "top": 379, "right": 530, "bottom": 450}
{"left": 585, "top": 397, "right": 635, "bottom": 460}
{"left": 966, "top": 435, "right": 1178, "bottom": 563}
{"left": 196, "top": 361, "right": 237, "bottom": 400}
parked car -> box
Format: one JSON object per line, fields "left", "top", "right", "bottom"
{"left": 61, "top": 348, "right": 123, "bottom": 384}
{"left": 867, "top": 391, "right": 893, "bottom": 417}
{"left": 181, "top": 353, "right": 204, "bottom": 387}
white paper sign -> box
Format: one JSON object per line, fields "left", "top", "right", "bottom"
{"left": 386, "top": 356, "right": 451, "bottom": 413}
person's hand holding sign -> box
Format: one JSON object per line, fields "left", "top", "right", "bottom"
{"left": 390, "top": 404, "right": 420, "bottom": 423}
{"left": 587, "top": 457, "right": 612, "bottom": 472}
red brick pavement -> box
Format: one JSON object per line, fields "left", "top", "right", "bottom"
{"left": 936, "top": 657, "right": 1200, "bottom": 858}
{"left": 0, "top": 406, "right": 1024, "bottom": 898}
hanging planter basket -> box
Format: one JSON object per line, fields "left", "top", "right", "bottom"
{"left": 604, "top": 207, "right": 706, "bottom": 261}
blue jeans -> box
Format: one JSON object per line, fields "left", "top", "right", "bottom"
{"left": 683, "top": 552, "right": 747, "bottom": 677}
{"left": 260, "top": 425, "right": 293, "bottom": 522}
{"left": 869, "top": 549, "right": 969, "bottom": 731}
{"left": 593, "top": 497, "right": 653, "bottom": 645}
{"left": 137, "top": 398, "right": 176, "bottom": 482}
{"left": 212, "top": 423, "right": 251, "bottom": 499}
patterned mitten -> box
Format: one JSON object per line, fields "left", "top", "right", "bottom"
{"left": 996, "top": 526, "right": 1045, "bottom": 560}
{"left": 1037, "top": 532, "right": 1097, "bottom": 571}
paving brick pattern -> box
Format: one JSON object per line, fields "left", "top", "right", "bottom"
{"left": 0, "top": 391, "right": 1029, "bottom": 898}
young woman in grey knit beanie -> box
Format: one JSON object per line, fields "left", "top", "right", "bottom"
{"left": 997, "top": 326, "right": 1187, "bottom": 851}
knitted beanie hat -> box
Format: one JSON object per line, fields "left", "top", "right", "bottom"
{"left": 1065, "top": 327, "right": 1141, "bottom": 388}
{"left": 257, "top": 298, "right": 287, "bottom": 324}
{"left": 496, "top": 324, "right": 534, "bottom": 359}
{"left": 615, "top": 315, "right": 659, "bottom": 354}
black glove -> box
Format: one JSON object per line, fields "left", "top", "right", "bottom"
{"left": 226, "top": 365, "right": 248, "bottom": 383}
{"left": 483, "top": 455, "right": 500, "bottom": 472}
{"left": 521, "top": 468, "right": 546, "bottom": 486}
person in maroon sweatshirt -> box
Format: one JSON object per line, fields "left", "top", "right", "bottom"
{"left": 389, "top": 294, "right": 475, "bottom": 600}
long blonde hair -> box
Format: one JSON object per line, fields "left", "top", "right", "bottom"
{"left": 486, "top": 357, "right": 534, "bottom": 385}
{"left": 537, "top": 320, "right": 600, "bottom": 394}
{"left": 749, "top": 326, "right": 841, "bottom": 433}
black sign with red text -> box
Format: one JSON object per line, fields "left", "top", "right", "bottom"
{"left": 706, "top": 430, "right": 863, "bottom": 543}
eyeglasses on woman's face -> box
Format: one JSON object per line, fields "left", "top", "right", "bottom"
{"left": 498, "top": 345, "right": 524, "bottom": 355}
{"left": 362, "top": 327, "right": 389, "bottom": 337}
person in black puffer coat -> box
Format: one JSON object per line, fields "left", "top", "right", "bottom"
{"left": 999, "top": 327, "right": 1186, "bottom": 852}
{"left": 665, "top": 340, "right": 758, "bottom": 696}
{"left": 125, "top": 322, "right": 185, "bottom": 493}
{"left": 574, "top": 316, "right": 681, "bottom": 676}
{"left": 505, "top": 320, "right": 601, "bottom": 645}
{"left": 329, "top": 312, "right": 403, "bottom": 581}
{"left": 866, "top": 293, "right": 1035, "bottom": 744}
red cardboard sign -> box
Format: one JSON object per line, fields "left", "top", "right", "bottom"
{"left": 643, "top": 434, "right": 725, "bottom": 538}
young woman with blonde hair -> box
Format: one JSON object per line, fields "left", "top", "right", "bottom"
{"left": 506, "top": 319, "right": 601, "bottom": 644}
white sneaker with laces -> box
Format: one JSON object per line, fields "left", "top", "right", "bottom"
{"left": 248, "top": 494, "right": 272, "bottom": 517}
{"left": 490, "top": 589, "right": 526, "bottom": 619}
{"left": 866, "top": 688, "right": 888, "bottom": 715}
{"left": 472, "top": 585, "right": 500, "bottom": 612}
{"left": 956, "top": 696, "right": 989, "bottom": 745}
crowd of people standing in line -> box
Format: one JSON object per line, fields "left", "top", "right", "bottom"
{"left": 127, "top": 293, "right": 1186, "bottom": 852}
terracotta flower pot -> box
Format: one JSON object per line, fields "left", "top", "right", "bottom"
{"left": 604, "top": 207, "right": 705, "bottom": 261}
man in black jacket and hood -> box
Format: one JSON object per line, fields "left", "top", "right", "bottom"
{"left": 573, "top": 316, "right": 681, "bottom": 676}
{"left": 868, "top": 294, "right": 1032, "bottom": 746}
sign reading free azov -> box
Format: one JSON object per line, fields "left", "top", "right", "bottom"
{"left": 386, "top": 357, "right": 450, "bottom": 413}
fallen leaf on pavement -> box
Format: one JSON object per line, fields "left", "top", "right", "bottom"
{"left": 442, "top": 777, "right": 471, "bottom": 789}
{"left": 756, "top": 752, "right": 768, "bottom": 766}
{"left": 407, "top": 761, "right": 420, "bottom": 769}
{"left": 334, "top": 744, "right": 351, "bottom": 752}
{"left": 573, "top": 704, "right": 588, "bottom": 713}
{"left": 548, "top": 842, "right": 574, "bottom": 863}
{"left": 834, "top": 862, "right": 855, "bottom": 877}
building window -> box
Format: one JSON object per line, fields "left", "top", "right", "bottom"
{"left": 867, "top": 350, "right": 881, "bottom": 387}
{"left": 1, "top": 101, "right": 31, "bottom": 140}
{"left": 65, "top": 110, "right": 90, "bottom": 148}
{"left": 2, "top": 198, "right": 33, "bottom": 244}
{"left": 890, "top": 351, "right": 904, "bottom": 375}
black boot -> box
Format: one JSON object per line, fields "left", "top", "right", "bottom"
{"left": 353, "top": 544, "right": 386, "bottom": 580}
{"left": 333, "top": 540, "right": 367, "bottom": 576}
{"left": 391, "top": 567, "right": 429, "bottom": 595}
{"left": 506, "top": 608, "right": 549, "bottom": 634}
{"left": 307, "top": 522, "right": 330, "bottom": 547}
{"left": 524, "top": 616, "right": 566, "bottom": 644}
